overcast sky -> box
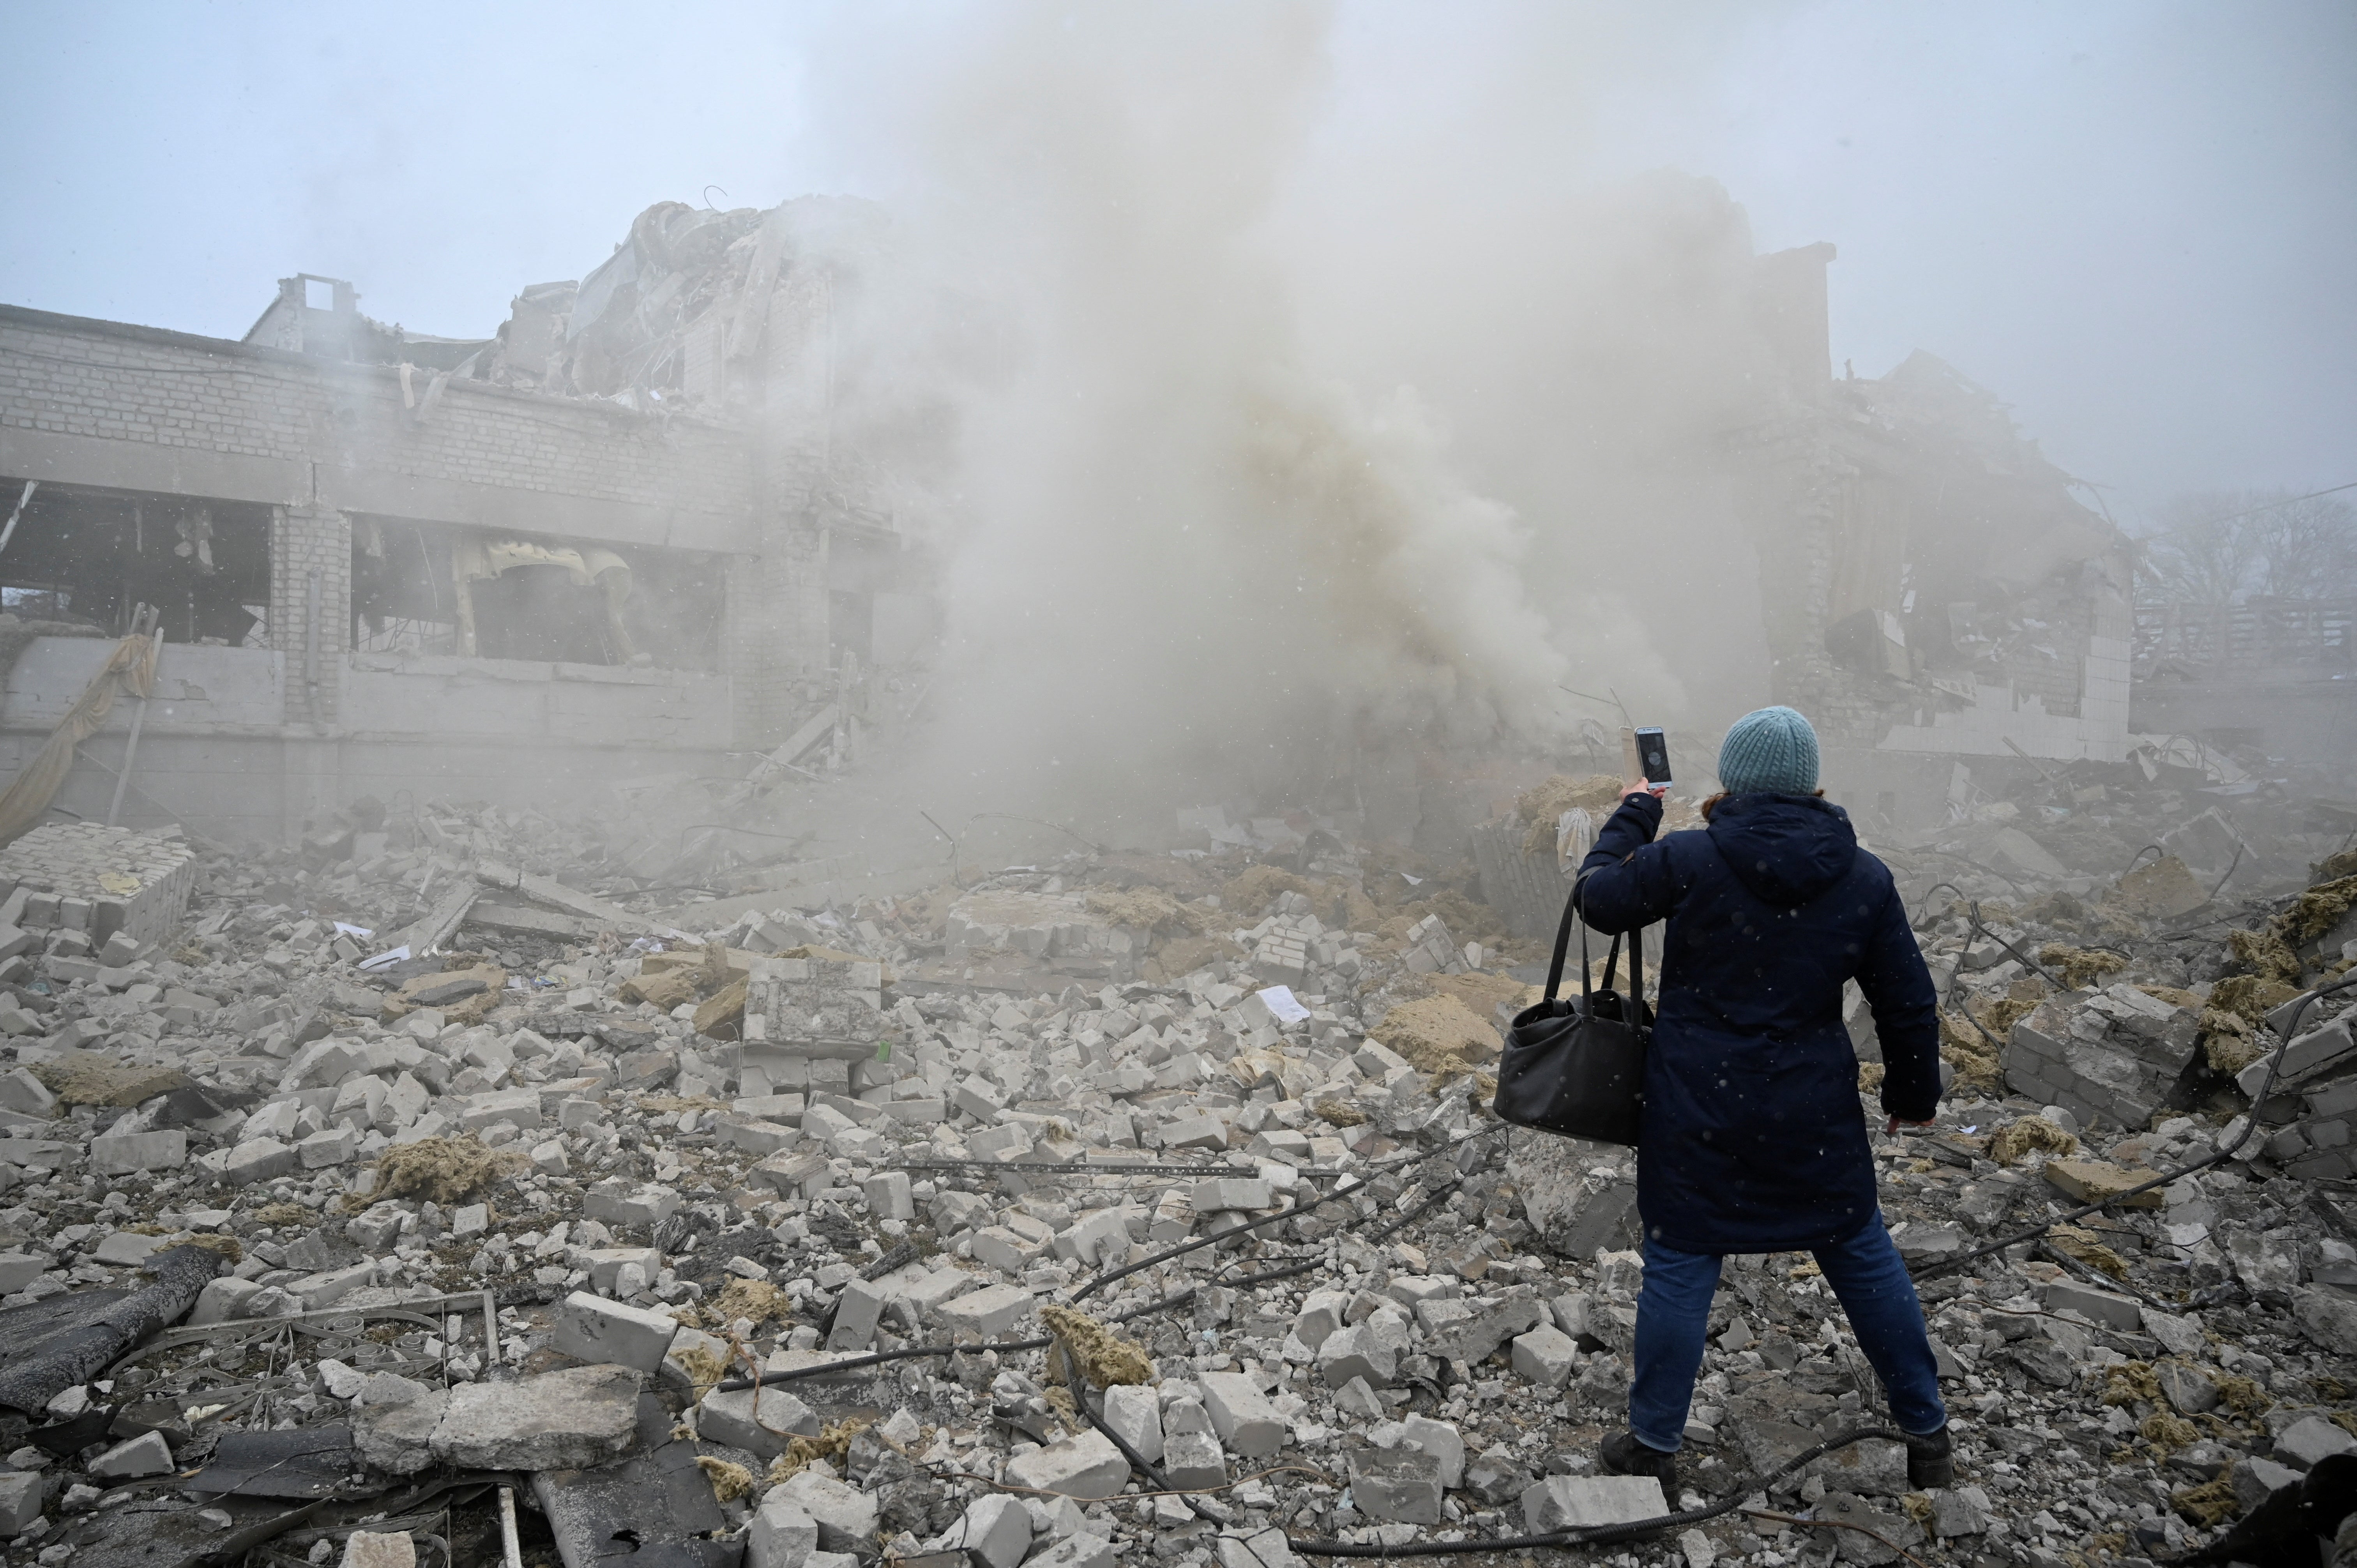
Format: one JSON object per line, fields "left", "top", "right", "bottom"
{"left": 4, "top": 1, "right": 2349, "bottom": 527}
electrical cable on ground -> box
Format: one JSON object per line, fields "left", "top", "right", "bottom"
{"left": 1060, "top": 1308, "right": 1912, "bottom": 1563}
{"left": 706, "top": 1122, "right": 1499, "bottom": 1396}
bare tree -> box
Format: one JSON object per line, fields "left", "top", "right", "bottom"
{"left": 2140, "top": 488, "right": 2357, "bottom": 604}
{"left": 2143, "top": 491, "right": 2263, "bottom": 606}
{"left": 2248, "top": 493, "right": 2357, "bottom": 599}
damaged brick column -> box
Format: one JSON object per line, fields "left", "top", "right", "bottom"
{"left": 270, "top": 503, "right": 351, "bottom": 731}
{"left": 723, "top": 526, "right": 829, "bottom": 749}
{"left": 271, "top": 502, "right": 350, "bottom": 844}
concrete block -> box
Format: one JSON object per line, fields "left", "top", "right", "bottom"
{"left": 1034, "top": 1535, "right": 1118, "bottom": 1568}
{"left": 551, "top": 1291, "right": 679, "bottom": 1372}
{"left": 0, "top": 1254, "right": 43, "bottom": 1294}
{"left": 966, "top": 1124, "right": 1032, "bottom": 1161}
{"left": 1348, "top": 1444, "right": 1444, "bottom": 1525}
{"left": 221, "top": 1136, "right": 298, "bottom": 1185}
{"left": 1159, "top": 1429, "right": 1230, "bottom": 1490}
{"left": 733, "top": 1093, "right": 806, "bottom": 1125}
{"left": 900, "top": 1266, "right": 980, "bottom": 1319}
{"left": 861, "top": 1170, "right": 913, "bottom": 1220}
{"left": 827, "top": 1277, "right": 887, "bottom": 1351}
{"left": 459, "top": 1087, "right": 542, "bottom": 1131}
{"left": 92, "top": 1231, "right": 161, "bottom": 1266}
{"left": 1199, "top": 1372, "right": 1286, "bottom": 1459}
{"left": 299, "top": 1125, "right": 362, "bottom": 1169}
{"left": 750, "top": 1153, "right": 832, "bottom": 1199}
{"left": 772, "top": 1470, "right": 879, "bottom": 1553}
{"left": 1103, "top": 1383, "right": 1164, "bottom": 1462}
{"left": 0, "top": 1471, "right": 40, "bottom": 1537}
{"left": 339, "top": 1533, "right": 416, "bottom": 1568}
{"left": 1292, "top": 1290, "right": 1348, "bottom": 1351}
{"left": 951, "top": 1494, "right": 1032, "bottom": 1568}
{"left": 2041, "top": 1279, "right": 2142, "bottom": 1332}
{"left": 349, "top": 1386, "right": 445, "bottom": 1490}
{"left": 935, "top": 1282, "right": 1036, "bottom": 1337}
{"left": 189, "top": 1276, "right": 263, "bottom": 1325}
{"left": 1511, "top": 1325, "right": 1579, "bottom": 1388}
{"left": 1160, "top": 1113, "right": 1228, "bottom": 1151}
{"left": 971, "top": 1225, "right": 1049, "bottom": 1275}
{"left": 2232, "top": 1456, "right": 2305, "bottom": 1511}
{"left": 747, "top": 1495, "right": 819, "bottom": 1568}
{"left": 1403, "top": 1414, "right": 1465, "bottom": 1489}
{"left": 1930, "top": 1487, "right": 1991, "bottom": 1538}
{"left": 1004, "top": 1427, "right": 1132, "bottom": 1499}
{"left": 1316, "top": 1322, "right": 1397, "bottom": 1388}
{"left": 1188, "top": 1178, "right": 1272, "bottom": 1213}
{"left": 1056, "top": 1206, "right": 1134, "bottom": 1268}
{"left": 89, "top": 1430, "right": 173, "bottom": 1478}
{"left": 292, "top": 1263, "right": 375, "bottom": 1308}
{"left": 0, "top": 1068, "right": 55, "bottom": 1117}
{"left": 2277, "top": 1413, "right": 2357, "bottom": 1469}
{"left": 698, "top": 1384, "right": 822, "bottom": 1458}
{"left": 582, "top": 1181, "right": 680, "bottom": 1229}
{"left": 1522, "top": 1474, "right": 1669, "bottom": 1531}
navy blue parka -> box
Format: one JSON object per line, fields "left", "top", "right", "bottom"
{"left": 1573, "top": 791, "right": 1942, "bottom": 1254}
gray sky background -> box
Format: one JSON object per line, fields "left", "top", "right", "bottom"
{"left": 4, "top": 1, "right": 2350, "bottom": 528}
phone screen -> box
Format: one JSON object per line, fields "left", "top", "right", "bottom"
{"left": 1635, "top": 727, "right": 1672, "bottom": 784}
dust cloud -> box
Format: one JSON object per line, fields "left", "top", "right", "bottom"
{"left": 796, "top": 4, "right": 1744, "bottom": 833}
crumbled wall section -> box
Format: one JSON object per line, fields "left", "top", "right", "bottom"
{"left": 724, "top": 529, "right": 829, "bottom": 747}
{"left": 746, "top": 955, "right": 888, "bottom": 1044}
{"left": 272, "top": 504, "right": 350, "bottom": 727}
{"left": 0, "top": 824, "right": 196, "bottom": 949}
{"left": 0, "top": 309, "right": 756, "bottom": 538}
{"left": 1738, "top": 388, "right": 2133, "bottom": 762}
{"left": 1739, "top": 423, "right": 1894, "bottom": 747}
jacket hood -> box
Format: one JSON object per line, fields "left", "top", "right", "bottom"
{"left": 1706, "top": 793, "right": 1858, "bottom": 908}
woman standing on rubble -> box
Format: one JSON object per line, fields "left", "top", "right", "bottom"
{"left": 1571, "top": 705, "right": 1953, "bottom": 1494}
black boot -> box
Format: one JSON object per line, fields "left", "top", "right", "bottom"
{"left": 1600, "top": 1431, "right": 1678, "bottom": 1492}
{"left": 1903, "top": 1424, "right": 1953, "bottom": 1490}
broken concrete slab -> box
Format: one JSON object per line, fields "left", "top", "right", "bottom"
{"left": 429, "top": 1365, "right": 641, "bottom": 1471}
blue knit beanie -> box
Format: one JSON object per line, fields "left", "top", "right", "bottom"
{"left": 1717, "top": 706, "right": 1820, "bottom": 795}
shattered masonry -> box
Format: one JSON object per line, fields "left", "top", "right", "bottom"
{"left": 0, "top": 763, "right": 2334, "bottom": 1564}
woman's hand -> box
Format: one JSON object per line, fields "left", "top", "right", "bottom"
{"left": 1622, "top": 781, "right": 1668, "bottom": 802}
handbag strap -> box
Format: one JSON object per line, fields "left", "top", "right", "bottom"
{"left": 1542, "top": 884, "right": 1579, "bottom": 1002}
{"left": 1547, "top": 877, "right": 1622, "bottom": 1006}
{"left": 1629, "top": 920, "right": 1644, "bottom": 1012}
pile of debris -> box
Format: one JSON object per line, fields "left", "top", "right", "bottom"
{"left": 0, "top": 780, "right": 2348, "bottom": 1568}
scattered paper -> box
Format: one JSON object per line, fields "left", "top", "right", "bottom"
{"left": 1400, "top": 872, "right": 1424, "bottom": 886}
{"left": 1256, "top": 985, "right": 1312, "bottom": 1024}
{"left": 357, "top": 945, "right": 410, "bottom": 972}
{"left": 333, "top": 922, "right": 374, "bottom": 939}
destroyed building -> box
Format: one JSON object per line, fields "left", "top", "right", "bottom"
{"left": 1688, "top": 244, "right": 2136, "bottom": 837}
{"left": 0, "top": 197, "right": 2353, "bottom": 1568}
{"left": 0, "top": 198, "right": 930, "bottom": 848}
{"left": 0, "top": 193, "right": 2156, "bottom": 862}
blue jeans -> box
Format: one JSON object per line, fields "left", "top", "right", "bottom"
{"left": 1627, "top": 1215, "right": 1947, "bottom": 1452}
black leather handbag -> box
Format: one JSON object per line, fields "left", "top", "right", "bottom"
{"left": 1492, "top": 881, "right": 1653, "bottom": 1146}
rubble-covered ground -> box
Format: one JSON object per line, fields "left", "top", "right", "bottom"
{"left": 0, "top": 761, "right": 2350, "bottom": 1568}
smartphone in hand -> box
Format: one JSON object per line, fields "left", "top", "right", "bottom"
{"left": 1634, "top": 727, "right": 1671, "bottom": 786}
